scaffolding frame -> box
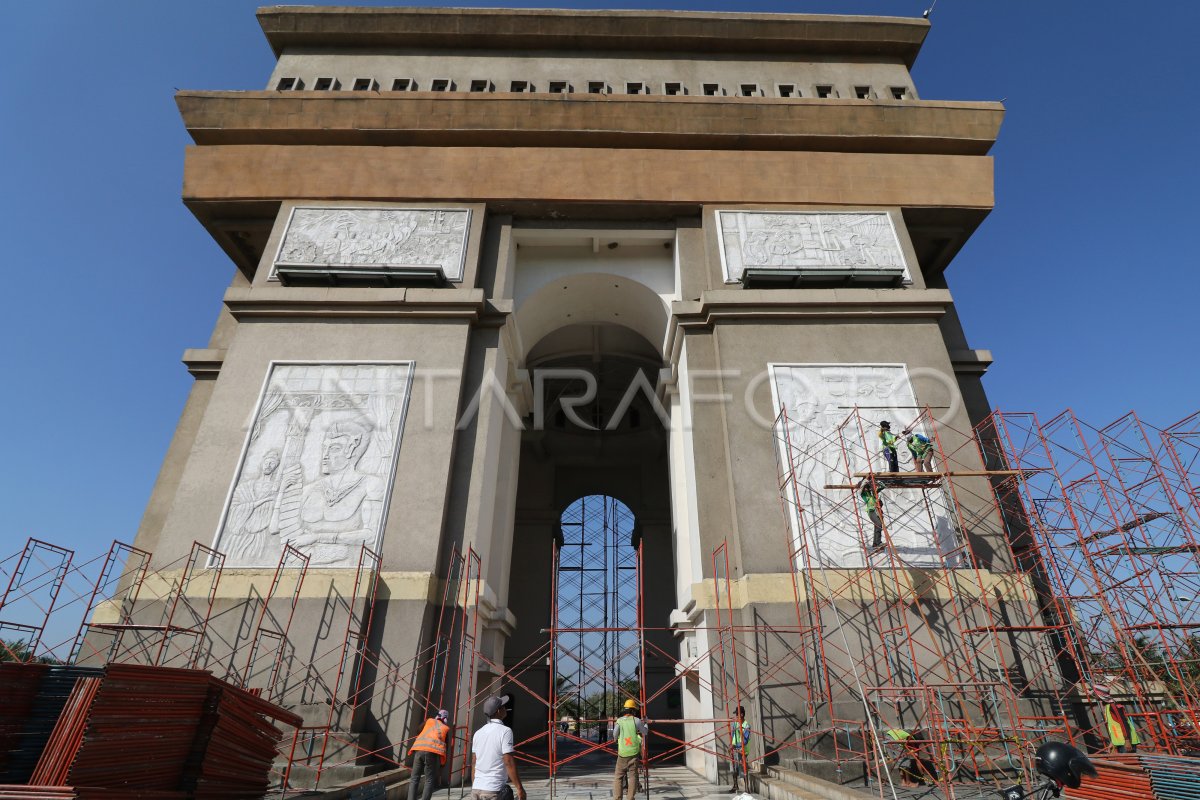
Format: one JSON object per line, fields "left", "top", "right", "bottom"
{"left": 0, "top": 539, "right": 74, "bottom": 662}
{"left": 772, "top": 403, "right": 1073, "bottom": 798}
{"left": 493, "top": 494, "right": 820, "bottom": 795}
{"left": 80, "top": 540, "right": 226, "bottom": 669}
{"left": 6, "top": 403, "right": 1198, "bottom": 797}
{"left": 987, "top": 409, "right": 1200, "bottom": 754}
{"left": 240, "top": 543, "right": 311, "bottom": 699}
{"left": 278, "top": 543, "right": 483, "bottom": 794}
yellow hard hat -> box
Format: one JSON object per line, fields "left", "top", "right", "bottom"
{"left": 623, "top": 699, "right": 638, "bottom": 709}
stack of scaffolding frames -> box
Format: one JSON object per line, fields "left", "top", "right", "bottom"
{"left": 0, "top": 534, "right": 486, "bottom": 794}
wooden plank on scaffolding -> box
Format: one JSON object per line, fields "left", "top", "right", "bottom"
{"left": 824, "top": 469, "right": 1030, "bottom": 489}
{"left": 853, "top": 470, "right": 1029, "bottom": 478}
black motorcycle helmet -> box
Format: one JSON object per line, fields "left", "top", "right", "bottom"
{"left": 1035, "top": 741, "right": 1097, "bottom": 789}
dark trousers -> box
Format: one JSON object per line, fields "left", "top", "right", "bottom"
{"left": 869, "top": 510, "right": 884, "bottom": 548}
{"left": 730, "top": 747, "right": 747, "bottom": 788}
{"left": 409, "top": 750, "right": 440, "bottom": 800}
{"left": 884, "top": 449, "right": 899, "bottom": 473}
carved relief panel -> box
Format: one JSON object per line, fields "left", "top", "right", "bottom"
{"left": 213, "top": 362, "right": 415, "bottom": 568}
{"left": 716, "top": 211, "right": 910, "bottom": 283}
{"left": 272, "top": 207, "right": 472, "bottom": 281}
{"left": 769, "top": 364, "right": 952, "bottom": 568}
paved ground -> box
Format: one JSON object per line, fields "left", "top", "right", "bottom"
{"left": 517, "top": 737, "right": 739, "bottom": 800}
{"left": 842, "top": 781, "right": 1018, "bottom": 799}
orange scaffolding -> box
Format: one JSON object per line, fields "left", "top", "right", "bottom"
{"left": 279, "top": 542, "right": 482, "bottom": 793}
{"left": 4, "top": 403, "right": 1198, "bottom": 797}
{"left": 987, "top": 409, "right": 1200, "bottom": 756}
{"left": 773, "top": 403, "right": 1074, "bottom": 797}
{"left": 497, "top": 495, "right": 817, "bottom": 793}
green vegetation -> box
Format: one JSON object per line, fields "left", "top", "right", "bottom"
{"left": 0, "top": 639, "right": 61, "bottom": 664}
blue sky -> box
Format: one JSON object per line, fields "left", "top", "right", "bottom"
{"left": 0, "top": 0, "right": 1196, "bottom": 562}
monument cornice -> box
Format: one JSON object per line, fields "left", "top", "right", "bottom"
{"left": 182, "top": 146, "right": 994, "bottom": 210}
{"left": 181, "top": 348, "right": 226, "bottom": 378}
{"left": 176, "top": 92, "right": 1002, "bottom": 156}
{"left": 222, "top": 286, "right": 488, "bottom": 321}
{"left": 258, "top": 6, "right": 929, "bottom": 66}
{"left": 672, "top": 288, "right": 953, "bottom": 330}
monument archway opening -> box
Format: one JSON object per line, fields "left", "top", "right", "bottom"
{"left": 503, "top": 320, "right": 680, "bottom": 762}
{"left": 552, "top": 494, "right": 641, "bottom": 748}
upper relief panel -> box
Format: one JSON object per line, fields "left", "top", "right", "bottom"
{"left": 717, "top": 210, "right": 911, "bottom": 286}
{"left": 273, "top": 206, "right": 472, "bottom": 283}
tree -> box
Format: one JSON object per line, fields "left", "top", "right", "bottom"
{"left": 0, "top": 639, "right": 61, "bottom": 664}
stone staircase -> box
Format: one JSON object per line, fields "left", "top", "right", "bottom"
{"left": 273, "top": 702, "right": 390, "bottom": 789}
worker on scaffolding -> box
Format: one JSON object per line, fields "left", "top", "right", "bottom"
{"left": 611, "top": 698, "right": 648, "bottom": 800}
{"left": 408, "top": 708, "right": 451, "bottom": 800}
{"left": 879, "top": 421, "right": 901, "bottom": 473}
{"left": 729, "top": 705, "right": 752, "bottom": 794}
{"left": 860, "top": 483, "right": 886, "bottom": 551}
{"left": 884, "top": 728, "right": 937, "bottom": 788}
{"left": 1094, "top": 684, "right": 1142, "bottom": 753}
{"left": 903, "top": 428, "right": 935, "bottom": 472}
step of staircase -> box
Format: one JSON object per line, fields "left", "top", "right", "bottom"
{"left": 759, "top": 766, "right": 869, "bottom": 800}
{"left": 759, "top": 775, "right": 830, "bottom": 800}
{"left": 280, "top": 761, "right": 380, "bottom": 788}
{"left": 784, "top": 758, "right": 868, "bottom": 786}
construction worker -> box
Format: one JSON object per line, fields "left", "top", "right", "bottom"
{"left": 730, "top": 705, "right": 752, "bottom": 793}
{"left": 860, "top": 484, "right": 885, "bottom": 551}
{"left": 884, "top": 729, "right": 937, "bottom": 788}
{"left": 611, "top": 698, "right": 648, "bottom": 800}
{"left": 903, "top": 429, "right": 935, "bottom": 472}
{"left": 409, "top": 708, "right": 451, "bottom": 800}
{"left": 1094, "top": 685, "right": 1142, "bottom": 753}
{"left": 471, "top": 695, "right": 526, "bottom": 800}
{"left": 879, "top": 421, "right": 900, "bottom": 473}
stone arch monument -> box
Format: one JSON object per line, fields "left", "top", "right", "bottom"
{"left": 133, "top": 5, "right": 1005, "bottom": 784}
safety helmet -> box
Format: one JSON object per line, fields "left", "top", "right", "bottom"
{"left": 1035, "top": 741, "right": 1096, "bottom": 789}
{"left": 623, "top": 698, "right": 638, "bottom": 709}
{"left": 880, "top": 420, "right": 891, "bottom": 429}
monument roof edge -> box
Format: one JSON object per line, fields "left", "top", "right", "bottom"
{"left": 255, "top": 6, "right": 929, "bottom": 65}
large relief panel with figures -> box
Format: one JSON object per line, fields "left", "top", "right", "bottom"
{"left": 272, "top": 206, "right": 471, "bottom": 281}
{"left": 717, "top": 211, "right": 910, "bottom": 283}
{"left": 769, "top": 364, "right": 954, "bottom": 568}
{"left": 213, "top": 362, "right": 415, "bottom": 568}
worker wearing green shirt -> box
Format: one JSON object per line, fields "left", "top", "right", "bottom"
{"left": 879, "top": 421, "right": 900, "bottom": 473}
{"left": 903, "top": 430, "right": 934, "bottom": 472}
{"left": 730, "top": 705, "right": 752, "bottom": 793}
{"left": 860, "top": 485, "right": 885, "bottom": 551}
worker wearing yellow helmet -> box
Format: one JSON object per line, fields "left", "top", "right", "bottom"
{"left": 611, "top": 698, "right": 648, "bottom": 800}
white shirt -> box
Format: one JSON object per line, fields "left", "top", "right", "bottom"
{"left": 471, "top": 719, "right": 514, "bottom": 791}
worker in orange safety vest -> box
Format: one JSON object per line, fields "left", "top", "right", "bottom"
{"left": 409, "top": 708, "right": 452, "bottom": 800}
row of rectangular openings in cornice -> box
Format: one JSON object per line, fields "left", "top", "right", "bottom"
{"left": 275, "top": 76, "right": 912, "bottom": 100}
